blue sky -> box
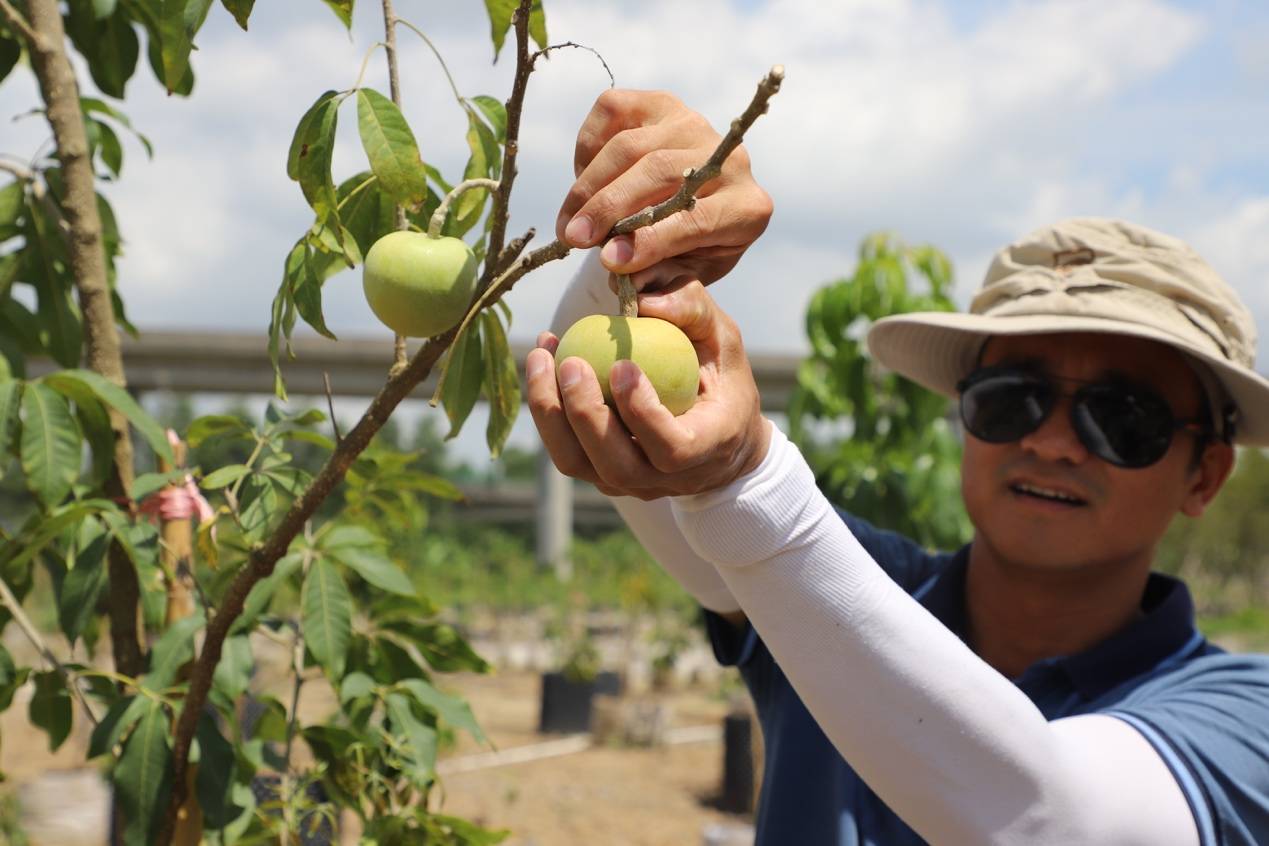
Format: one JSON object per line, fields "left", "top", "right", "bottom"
{"left": 2, "top": 0, "right": 1267, "bottom": 453}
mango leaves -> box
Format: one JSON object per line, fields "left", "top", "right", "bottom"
{"left": 482, "top": 0, "right": 549, "bottom": 62}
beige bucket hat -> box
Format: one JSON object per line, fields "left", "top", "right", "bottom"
{"left": 867, "top": 218, "right": 1269, "bottom": 446}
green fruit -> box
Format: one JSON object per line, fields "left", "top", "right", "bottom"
{"left": 556, "top": 314, "right": 700, "bottom": 415}
{"left": 362, "top": 231, "right": 477, "bottom": 337}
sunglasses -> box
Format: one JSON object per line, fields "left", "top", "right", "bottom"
{"left": 956, "top": 366, "right": 1211, "bottom": 469}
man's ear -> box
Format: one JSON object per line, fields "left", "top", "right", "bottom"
{"left": 1181, "top": 441, "right": 1236, "bottom": 518}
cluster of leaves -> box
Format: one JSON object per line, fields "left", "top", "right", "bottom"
{"left": 1, "top": 400, "right": 503, "bottom": 843}
{"left": 269, "top": 4, "right": 549, "bottom": 459}
{"left": 788, "top": 233, "right": 972, "bottom": 551}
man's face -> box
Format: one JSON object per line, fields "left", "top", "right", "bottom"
{"left": 960, "top": 331, "right": 1228, "bottom": 575}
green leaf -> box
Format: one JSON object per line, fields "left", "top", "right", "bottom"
{"left": 20, "top": 383, "right": 81, "bottom": 509}
{"left": 130, "top": 468, "right": 187, "bottom": 501}
{"left": 185, "top": 413, "right": 251, "bottom": 447}
{"left": 286, "top": 91, "right": 342, "bottom": 225}
{"left": 24, "top": 196, "right": 83, "bottom": 368}
{"left": 1, "top": 499, "right": 120, "bottom": 573}
{"left": 42, "top": 369, "right": 174, "bottom": 465}
{"left": 452, "top": 112, "right": 499, "bottom": 234}
{"left": 195, "top": 712, "right": 242, "bottom": 827}
{"left": 88, "top": 694, "right": 147, "bottom": 758}
{"left": 481, "top": 311, "right": 519, "bottom": 458}
{"left": 356, "top": 88, "right": 428, "bottom": 210}
{"left": 65, "top": 1, "right": 141, "bottom": 100}
{"left": 441, "top": 322, "right": 484, "bottom": 439}
{"left": 384, "top": 691, "right": 437, "bottom": 786}
{"left": 142, "top": 612, "right": 204, "bottom": 691}
{"left": 302, "top": 557, "right": 352, "bottom": 680}
{"left": 115, "top": 699, "right": 171, "bottom": 845}
{"left": 340, "top": 671, "right": 375, "bottom": 704}
{"left": 211, "top": 634, "right": 253, "bottom": 702}
{"left": 328, "top": 544, "right": 415, "bottom": 597}
{"left": 387, "top": 620, "right": 491, "bottom": 674}
{"left": 200, "top": 463, "right": 250, "bottom": 489}
{"left": 220, "top": 0, "right": 254, "bottom": 29}
{"left": 321, "top": 0, "right": 353, "bottom": 29}
{"left": 58, "top": 528, "right": 109, "bottom": 645}
{"left": 290, "top": 241, "right": 338, "bottom": 340}
{"left": 231, "top": 551, "right": 302, "bottom": 635}
{"left": 153, "top": 0, "right": 212, "bottom": 95}
{"left": 483, "top": 0, "right": 548, "bottom": 61}
{"left": 0, "top": 379, "right": 20, "bottom": 459}
{"left": 29, "top": 671, "right": 73, "bottom": 751}
{"left": 96, "top": 120, "right": 124, "bottom": 178}
{"left": 399, "top": 677, "right": 486, "bottom": 744}
{"left": 0, "top": 643, "right": 28, "bottom": 711}
{"left": 0, "top": 32, "right": 20, "bottom": 86}
{"left": 0, "top": 180, "right": 23, "bottom": 233}
{"left": 470, "top": 95, "right": 508, "bottom": 143}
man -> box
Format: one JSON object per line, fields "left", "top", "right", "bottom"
{"left": 526, "top": 90, "right": 1269, "bottom": 844}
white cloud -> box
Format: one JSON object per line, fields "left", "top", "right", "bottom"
{"left": 2, "top": 0, "right": 1266, "bottom": 379}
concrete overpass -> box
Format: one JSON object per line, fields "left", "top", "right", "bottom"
{"left": 36, "top": 330, "right": 803, "bottom": 577}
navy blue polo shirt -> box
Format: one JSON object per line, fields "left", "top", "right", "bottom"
{"left": 704, "top": 511, "right": 1269, "bottom": 846}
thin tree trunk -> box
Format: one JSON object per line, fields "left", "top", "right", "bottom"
{"left": 19, "top": 0, "right": 144, "bottom": 678}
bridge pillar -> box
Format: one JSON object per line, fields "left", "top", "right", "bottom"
{"left": 536, "top": 450, "right": 573, "bottom": 580}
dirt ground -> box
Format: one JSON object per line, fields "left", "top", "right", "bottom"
{"left": 1, "top": 635, "right": 755, "bottom": 846}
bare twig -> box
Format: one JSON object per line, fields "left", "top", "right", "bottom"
{"left": 532, "top": 41, "right": 615, "bottom": 88}
{"left": 611, "top": 65, "right": 784, "bottom": 237}
{"left": 322, "top": 372, "right": 343, "bottom": 445}
{"left": 493, "top": 226, "right": 535, "bottom": 277}
{"left": 0, "top": 575, "right": 100, "bottom": 726}
{"left": 159, "top": 49, "right": 784, "bottom": 846}
{"left": 428, "top": 177, "right": 500, "bottom": 238}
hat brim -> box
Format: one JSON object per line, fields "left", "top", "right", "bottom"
{"left": 867, "top": 312, "right": 1269, "bottom": 447}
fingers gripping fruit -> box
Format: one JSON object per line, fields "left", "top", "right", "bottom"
{"left": 362, "top": 230, "right": 477, "bottom": 337}
{"left": 556, "top": 314, "right": 700, "bottom": 415}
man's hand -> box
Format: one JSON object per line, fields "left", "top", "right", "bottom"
{"left": 527, "top": 279, "right": 771, "bottom": 500}
{"left": 556, "top": 89, "right": 773, "bottom": 292}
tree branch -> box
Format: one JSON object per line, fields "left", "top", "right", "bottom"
{"left": 20, "top": 0, "right": 145, "bottom": 680}
{"left": 157, "top": 56, "right": 785, "bottom": 846}
{"left": 0, "top": 575, "right": 99, "bottom": 726}
{"left": 611, "top": 65, "right": 784, "bottom": 237}
{"left": 477, "top": 0, "right": 536, "bottom": 298}
{"left": 381, "top": 0, "right": 410, "bottom": 374}
{"left": 0, "top": 0, "right": 39, "bottom": 46}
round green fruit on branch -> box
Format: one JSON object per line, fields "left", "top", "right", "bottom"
{"left": 555, "top": 314, "right": 700, "bottom": 416}
{"left": 362, "top": 230, "right": 478, "bottom": 338}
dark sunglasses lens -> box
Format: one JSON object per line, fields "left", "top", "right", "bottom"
{"left": 961, "top": 372, "right": 1052, "bottom": 443}
{"left": 1075, "top": 385, "right": 1175, "bottom": 468}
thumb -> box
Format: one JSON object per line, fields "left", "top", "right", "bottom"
{"left": 632, "top": 279, "right": 720, "bottom": 345}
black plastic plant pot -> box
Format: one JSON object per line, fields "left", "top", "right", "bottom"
{"left": 538, "top": 670, "right": 621, "bottom": 734}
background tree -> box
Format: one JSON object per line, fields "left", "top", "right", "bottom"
{"left": 788, "top": 233, "right": 971, "bottom": 551}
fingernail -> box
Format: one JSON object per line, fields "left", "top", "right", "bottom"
{"left": 610, "top": 360, "right": 635, "bottom": 392}
{"left": 559, "top": 358, "right": 582, "bottom": 388}
{"left": 564, "top": 215, "right": 593, "bottom": 245}
{"left": 602, "top": 236, "right": 634, "bottom": 266}
{"left": 526, "top": 351, "right": 546, "bottom": 380}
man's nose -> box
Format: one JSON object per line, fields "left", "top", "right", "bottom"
{"left": 1017, "top": 395, "right": 1091, "bottom": 465}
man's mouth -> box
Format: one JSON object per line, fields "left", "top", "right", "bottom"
{"left": 1009, "top": 482, "right": 1088, "bottom": 506}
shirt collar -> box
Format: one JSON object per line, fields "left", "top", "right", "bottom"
{"left": 915, "top": 552, "right": 1203, "bottom": 701}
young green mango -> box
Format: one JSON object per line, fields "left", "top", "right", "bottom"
{"left": 362, "top": 230, "right": 477, "bottom": 337}
{"left": 555, "top": 314, "right": 700, "bottom": 415}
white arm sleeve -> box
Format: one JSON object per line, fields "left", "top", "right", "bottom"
{"left": 671, "top": 422, "right": 1200, "bottom": 846}
{"left": 547, "top": 251, "right": 741, "bottom": 615}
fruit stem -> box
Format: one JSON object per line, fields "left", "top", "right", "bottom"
{"left": 428, "top": 177, "right": 501, "bottom": 238}
{"left": 616, "top": 273, "right": 638, "bottom": 318}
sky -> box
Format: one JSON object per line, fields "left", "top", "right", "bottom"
{"left": 2, "top": 0, "right": 1267, "bottom": 456}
